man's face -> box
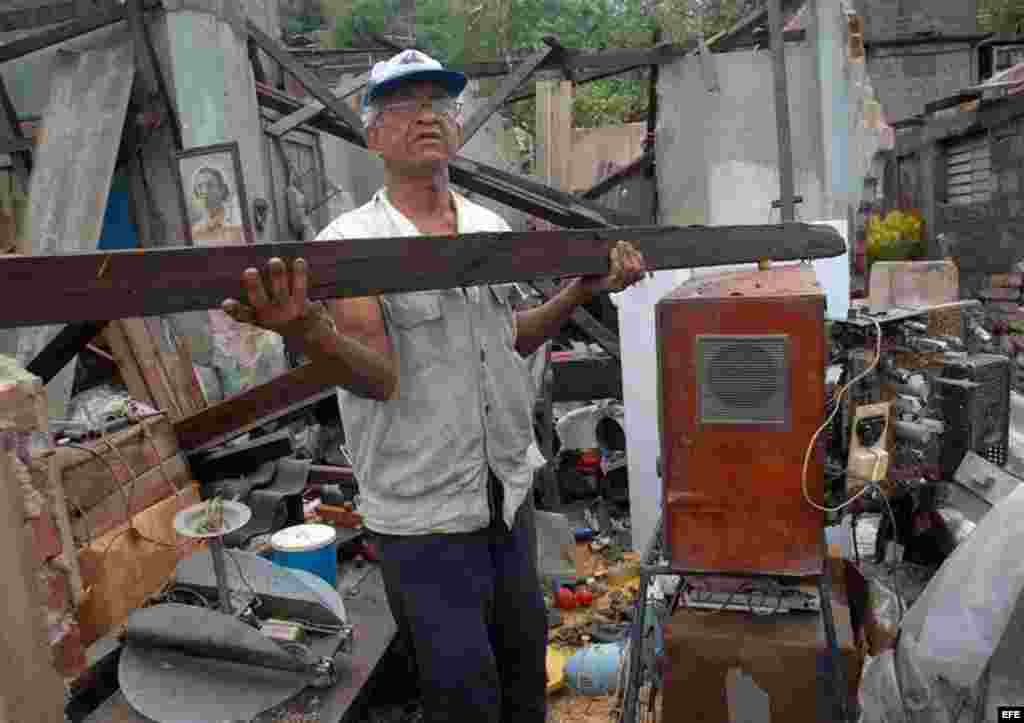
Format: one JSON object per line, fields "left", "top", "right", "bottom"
{"left": 194, "top": 171, "right": 227, "bottom": 210}
{"left": 366, "top": 81, "right": 462, "bottom": 172}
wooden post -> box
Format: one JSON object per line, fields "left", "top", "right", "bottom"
{"left": 536, "top": 79, "right": 573, "bottom": 192}
{"left": 0, "top": 376, "right": 66, "bottom": 723}
{"left": 766, "top": 0, "right": 796, "bottom": 269}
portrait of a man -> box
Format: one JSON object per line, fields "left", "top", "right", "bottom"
{"left": 189, "top": 165, "right": 246, "bottom": 247}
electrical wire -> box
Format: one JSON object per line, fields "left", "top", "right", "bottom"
{"left": 803, "top": 317, "right": 885, "bottom": 513}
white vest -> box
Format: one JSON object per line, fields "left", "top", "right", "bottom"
{"left": 315, "top": 189, "right": 539, "bottom": 534}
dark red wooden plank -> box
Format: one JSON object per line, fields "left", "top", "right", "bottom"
{"left": 0, "top": 223, "right": 846, "bottom": 329}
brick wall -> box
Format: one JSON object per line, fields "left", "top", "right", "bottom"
{"left": 1, "top": 367, "right": 88, "bottom": 690}
{"left": 854, "top": 0, "right": 979, "bottom": 40}
{"left": 867, "top": 44, "right": 975, "bottom": 122}
{"left": 969, "top": 267, "right": 1024, "bottom": 394}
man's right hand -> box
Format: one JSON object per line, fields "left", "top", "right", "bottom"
{"left": 221, "top": 256, "right": 321, "bottom": 338}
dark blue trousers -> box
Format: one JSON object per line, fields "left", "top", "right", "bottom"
{"left": 372, "top": 483, "right": 548, "bottom": 723}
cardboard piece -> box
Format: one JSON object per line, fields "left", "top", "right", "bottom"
{"left": 868, "top": 260, "right": 958, "bottom": 314}
{"left": 662, "top": 600, "right": 861, "bottom": 722}
{"left": 76, "top": 484, "right": 203, "bottom": 646}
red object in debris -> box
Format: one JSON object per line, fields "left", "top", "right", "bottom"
{"left": 557, "top": 587, "right": 578, "bottom": 610}
{"left": 360, "top": 541, "right": 379, "bottom": 563}
{"left": 578, "top": 449, "right": 602, "bottom": 470}
{"left": 575, "top": 587, "right": 594, "bottom": 606}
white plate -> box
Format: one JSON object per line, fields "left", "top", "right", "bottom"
{"left": 173, "top": 500, "right": 252, "bottom": 539}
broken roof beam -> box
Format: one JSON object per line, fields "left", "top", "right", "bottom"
{"left": 461, "top": 43, "right": 558, "bottom": 144}
{"left": 0, "top": 1, "right": 159, "bottom": 64}
{"left": 580, "top": 151, "right": 655, "bottom": 201}
{"left": 0, "top": 223, "right": 846, "bottom": 329}
{"left": 0, "top": 0, "right": 119, "bottom": 33}
{"left": 175, "top": 363, "right": 336, "bottom": 453}
{"left": 25, "top": 322, "right": 108, "bottom": 383}
{"left": 246, "top": 20, "right": 367, "bottom": 144}
{"left": 266, "top": 71, "right": 370, "bottom": 139}
{"left": 299, "top": 42, "right": 693, "bottom": 80}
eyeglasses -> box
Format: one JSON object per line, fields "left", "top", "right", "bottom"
{"left": 379, "top": 97, "right": 463, "bottom": 119}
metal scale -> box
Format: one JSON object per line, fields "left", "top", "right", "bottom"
{"left": 117, "top": 500, "right": 352, "bottom": 723}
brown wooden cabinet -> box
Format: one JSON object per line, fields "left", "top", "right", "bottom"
{"left": 656, "top": 265, "right": 827, "bottom": 576}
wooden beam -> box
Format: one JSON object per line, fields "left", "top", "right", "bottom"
{"left": 174, "top": 363, "right": 336, "bottom": 453}
{"left": 247, "top": 37, "right": 268, "bottom": 86}
{"left": 266, "top": 71, "right": 369, "bottom": 139}
{"left": 461, "top": 44, "right": 557, "bottom": 144}
{"left": 246, "top": 20, "right": 366, "bottom": 144}
{"left": 0, "top": 3, "right": 160, "bottom": 64}
{"left": 449, "top": 157, "right": 646, "bottom": 228}
{"left": 504, "top": 62, "right": 655, "bottom": 105}
{"left": 323, "top": 43, "right": 692, "bottom": 79}
{"left": 0, "top": 0, "right": 119, "bottom": 33}
{"left": 0, "top": 223, "right": 846, "bottom": 328}
{"left": 25, "top": 321, "right": 108, "bottom": 384}
{"left": 131, "top": 0, "right": 182, "bottom": 151}
{"left": 580, "top": 152, "right": 655, "bottom": 200}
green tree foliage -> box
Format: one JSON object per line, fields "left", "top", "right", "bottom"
{"left": 978, "top": 0, "right": 1024, "bottom": 32}
{"left": 327, "top": 0, "right": 756, "bottom": 131}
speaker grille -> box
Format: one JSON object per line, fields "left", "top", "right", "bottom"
{"left": 697, "top": 335, "right": 790, "bottom": 425}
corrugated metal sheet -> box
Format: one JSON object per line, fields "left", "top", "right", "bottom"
{"left": 946, "top": 134, "right": 993, "bottom": 206}
{"left": 13, "top": 27, "right": 135, "bottom": 417}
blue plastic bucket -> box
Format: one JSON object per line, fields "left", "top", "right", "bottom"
{"left": 270, "top": 523, "right": 338, "bottom": 588}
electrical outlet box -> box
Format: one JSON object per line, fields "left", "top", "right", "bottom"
{"left": 848, "top": 402, "right": 891, "bottom": 487}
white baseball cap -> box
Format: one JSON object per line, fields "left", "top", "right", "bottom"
{"left": 363, "top": 49, "right": 468, "bottom": 109}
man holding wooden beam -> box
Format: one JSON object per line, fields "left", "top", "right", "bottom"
{"left": 222, "top": 49, "right": 646, "bottom": 723}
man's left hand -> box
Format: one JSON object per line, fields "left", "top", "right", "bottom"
{"left": 578, "top": 241, "right": 648, "bottom": 296}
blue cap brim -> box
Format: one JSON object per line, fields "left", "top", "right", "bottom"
{"left": 366, "top": 68, "right": 468, "bottom": 105}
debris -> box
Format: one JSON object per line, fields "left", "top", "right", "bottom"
{"left": 563, "top": 643, "right": 624, "bottom": 696}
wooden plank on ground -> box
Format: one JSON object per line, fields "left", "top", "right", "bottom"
{"left": 0, "top": 223, "right": 847, "bottom": 328}
{"left": 76, "top": 483, "right": 201, "bottom": 647}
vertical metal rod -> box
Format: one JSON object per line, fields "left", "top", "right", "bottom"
{"left": 209, "top": 537, "right": 234, "bottom": 615}
{"left": 768, "top": 0, "right": 796, "bottom": 224}
{"left": 646, "top": 27, "right": 661, "bottom": 224}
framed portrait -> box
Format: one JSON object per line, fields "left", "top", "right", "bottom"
{"left": 176, "top": 141, "right": 253, "bottom": 246}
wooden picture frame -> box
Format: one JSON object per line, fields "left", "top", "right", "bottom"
{"left": 175, "top": 141, "right": 253, "bottom": 246}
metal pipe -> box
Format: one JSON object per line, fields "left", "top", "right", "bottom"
{"left": 209, "top": 538, "right": 234, "bottom": 615}
{"left": 768, "top": 0, "right": 796, "bottom": 224}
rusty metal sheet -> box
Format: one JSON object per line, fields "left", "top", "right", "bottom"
{"left": 12, "top": 26, "right": 134, "bottom": 417}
